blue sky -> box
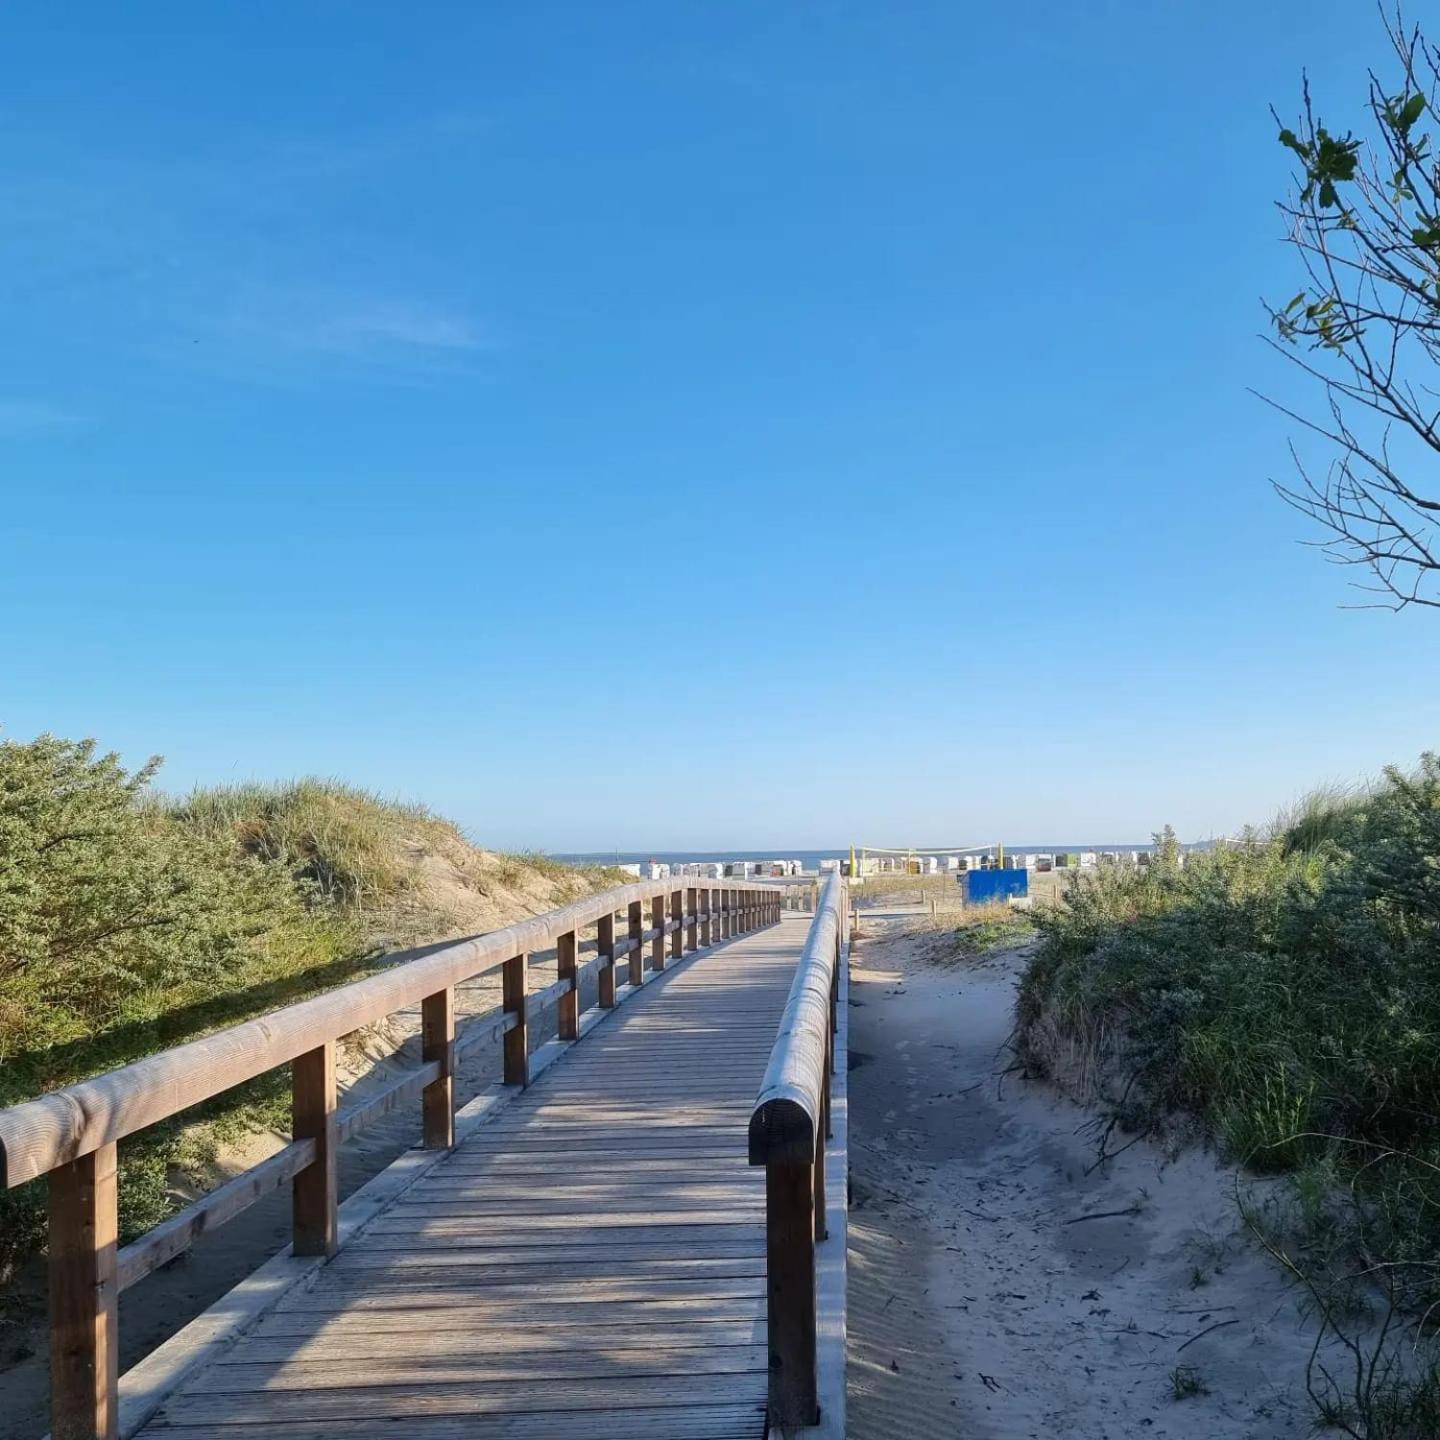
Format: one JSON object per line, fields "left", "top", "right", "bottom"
{"left": 2, "top": 2, "right": 1435, "bottom": 851}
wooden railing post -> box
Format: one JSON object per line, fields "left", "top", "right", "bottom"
{"left": 421, "top": 987, "right": 455, "bottom": 1150}
{"left": 503, "top": 951, "right": 529, "bottom": 1086}
{"left": 597, "top": 912, "right": 617, "bottom": 1008}
{"left": 686, "top": 886, "right": 699, "bottom": 952}
{"left": 702, "top": 886, "right": 714, "bottom": 946}
{"left": 48, "top": 1144, "right": 119, "bottom": 1440}
{"left": 557, "top": 929, "right": 579, "bottom": 1040}
{"left": 291, "top": 1041, "right": 337, "bottom": 1257}
{"left": 765, "top": 1159, "right": 819, "bottom": 1427}
{"left": 627, "top": 900, "right": 644, "bottom": 988}
{"left": 650, "top": 894, "right": 665, "bottom": 972}
{"left": 669, "top": 888, "right": 683, "bottom": 963}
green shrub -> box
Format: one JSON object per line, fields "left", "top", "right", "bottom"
{"left": 1019, "top": 753, "right": 1440, "bottom": 1308}
{"left": 0, "top": 736, "right": 320, "bottom": 1075}
{"left": 0, "top": 737, "right": 380, "bottom": 1279}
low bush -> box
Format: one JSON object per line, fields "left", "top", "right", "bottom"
{"left": 1019, "top": 757, "right": 1440, "bottom": 1311}
{"left": 1019, "top": 760, "right": 1440, "bottom": 1432}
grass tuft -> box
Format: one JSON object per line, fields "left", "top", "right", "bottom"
{"left": 166, "top": 778, "right": 454, "bottom": 908}
{"left": 1169, "top": 1365, "right": 1208, "bottom": 1401}
{"left": 949, "top": 901, "right": 1037, "bottom": 958}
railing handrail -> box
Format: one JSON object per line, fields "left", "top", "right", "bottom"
{"left": 0, "top": 876, "right": 777, "bottom": 1189}
{"left": 748, "top": 870, "right": 848, "bottom": 1432}
{"left": 749, "top": 871, "right": 843, "bottom": 1165}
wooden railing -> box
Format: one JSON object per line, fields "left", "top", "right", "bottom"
{"left": 0, "top": 878, "right": 781, "bottom": 1440}
{"left": 748, "top": 871, "right": 847, "bottom": 1430}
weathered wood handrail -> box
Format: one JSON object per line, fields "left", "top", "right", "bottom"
{"left": 0, "top": 876, "right": 781, "bottom": 1440}
{"left": 748, "top": 871, "right": 847, "bottom": 1430}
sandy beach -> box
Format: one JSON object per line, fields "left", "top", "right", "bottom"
{"left": 847, "top": 905, "right": 1338, "bottom": 1438}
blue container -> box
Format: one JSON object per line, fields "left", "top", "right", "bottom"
{"left": 963, "top": 869, "right": 1029, "bottom": 905}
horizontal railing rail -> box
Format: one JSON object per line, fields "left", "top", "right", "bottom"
{"left": 0, "top": 877, "right": 782, "bottom": 1440}
{"left": 748, "top": 870, "right": 847, "bottom": 1430}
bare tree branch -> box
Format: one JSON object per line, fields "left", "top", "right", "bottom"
{"left": 1266, "top": 5, "right": 1440, "bottom": 609}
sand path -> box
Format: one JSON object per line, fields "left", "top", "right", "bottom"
{"left": 848, "top": 906, "right": 1325, "bottom": 1439}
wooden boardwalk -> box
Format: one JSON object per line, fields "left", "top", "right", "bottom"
{"left": 136, "top": 913, "right": 812, "bottom": 1440}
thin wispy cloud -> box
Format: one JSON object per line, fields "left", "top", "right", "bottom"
{"left": 243, "top": 296, "right": 486, "bottom": 359}
{"left": 0, "top": 117, "right": 496, "bottom": 387}
{"left": 337, "top": 302, "right": 483, "bottom": 352}
{"left": 0, "top": 399, "right": 87, "bottom": 436}
{"left": 189, "top": 287, "right": 491, "bottom": 389}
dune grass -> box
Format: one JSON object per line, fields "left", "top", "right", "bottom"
{"left": 1017, "top": 754, "right": 1440, "bottom": 1435}
{"left": 166, "top": 778, "right": 459, "bottom": 909}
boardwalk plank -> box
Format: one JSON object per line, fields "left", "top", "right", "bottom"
{"left": 354, "top": 1225, "right": 765, "bottom": 1249}
{"left": 358, "top": 1220, "right": 763, "bottom": 1244}
{"left": 334, "top": 1242, "right": 763, "bottom": 1268}
{"left": 376, "top": 1206, "right": 759, "bottom": 1226}
{"left": 234, "top": 1322, "right": 764, "bottom": 1360}
{"left": 189, "top": 1346, "right": 767, "bottom": 1391}
{"left": 251, "top": 1297, "right": 765, "bottom": 1337}
{"left": 276, "top": 1276, "right": 766, "bottom": 1307}
{"left": 153, "top": 1372, "right": 764, "bottom": 1424}
{"left": 151, "top": 1402, "right": 765, "bottom": 1439}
